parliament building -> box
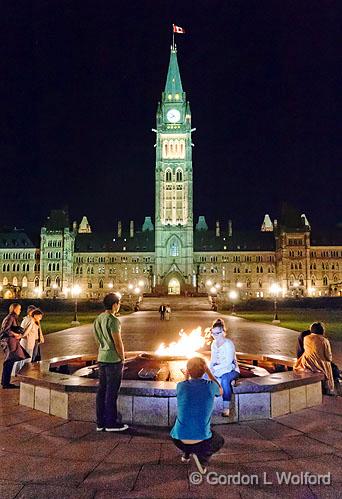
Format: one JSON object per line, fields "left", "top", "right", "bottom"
{"left": 1, "top": 47, "right": 341, "bottom": 300}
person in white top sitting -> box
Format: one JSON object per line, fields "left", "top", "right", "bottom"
{"left": 209, "top": 318, "right": 240, "bottom": 417}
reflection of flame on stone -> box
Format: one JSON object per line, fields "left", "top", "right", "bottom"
{"left": 155, "top": 327, "right": 205, "bottom": 358}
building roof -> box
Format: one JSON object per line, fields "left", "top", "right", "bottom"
{"left": 194, "top": 230, "right": 275, "bottom": 252}
{"left": 75, "top": 231, "right": 155, "bottom": 253}
{"left": 0, "top": 229, "right": 39, "bottom": 249}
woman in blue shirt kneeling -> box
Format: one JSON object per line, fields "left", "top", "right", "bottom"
{"left": 170, "top": 356, "right": 224, "bottom": 474}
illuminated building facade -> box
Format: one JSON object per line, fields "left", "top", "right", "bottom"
{"left": 0, "top": 47, "right": 341, "bottom": 299}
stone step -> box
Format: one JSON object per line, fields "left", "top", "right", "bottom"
{"left": 139, "top": 296, "right": 211, "bottom": 311}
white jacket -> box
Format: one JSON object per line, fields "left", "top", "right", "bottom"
{"left": 210, "top": 338, "right": 240, "bottom": 378}
{"left": 20, "top": 316, "right": 44, "bottom": 352}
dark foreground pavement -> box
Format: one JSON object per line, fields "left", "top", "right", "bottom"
{"left": 0, "top": 389, "right": 341, "bottom": 498}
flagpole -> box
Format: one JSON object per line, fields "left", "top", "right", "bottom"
{"left": 172, "top": 25, "right": 175, "bottom": 50}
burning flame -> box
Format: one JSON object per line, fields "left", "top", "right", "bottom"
{"left": 155, "top": 327, "right": 205, "bottom": 358}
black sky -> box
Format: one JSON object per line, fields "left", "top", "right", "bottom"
{"left": 1, "top": 0, "right": 341, "bottom": 233}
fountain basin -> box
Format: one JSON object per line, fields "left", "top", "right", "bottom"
{"left": 18, "top": 352, "right": 324, "bottom": 426}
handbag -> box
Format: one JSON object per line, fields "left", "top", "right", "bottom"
{"left": 0, "top": 336, "right": 30, "bottom": 362}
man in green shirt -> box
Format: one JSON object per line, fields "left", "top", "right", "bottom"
{"left": 93, "top": 293, "right": 128, "bottom": 432}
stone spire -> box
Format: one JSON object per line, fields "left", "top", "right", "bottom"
{"left": 78, "top": 216, "right": 92, "bottom": 234}
{"left": 164, "top": 47, "right": 183, "bottom": 95}
{"left": 261, "top": 214, "right": 273, "bottom": 232}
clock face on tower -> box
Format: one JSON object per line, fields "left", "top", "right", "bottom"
{"left": 167, "top": 109, "right": 181, "bottom": 123}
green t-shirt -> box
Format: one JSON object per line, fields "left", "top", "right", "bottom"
{"left": 93, "top": 312, "right": 121, "bottom": 363}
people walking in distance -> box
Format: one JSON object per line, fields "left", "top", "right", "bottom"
{"left": 170, "top": 356, "right": 224, "bottom": 474}
{"left": 165, "top": 304, "right": 171, "bottom": 321}
{"left": 0, "top": 303, "right": 25, "bottom": 388}
{"left": 209, "top": 318, "right": 240, "bottom": 417}
{"left": 93, "top": 293, "right": 128, "bottom": 432}
{"left": 31, "top": 308, "right": 44, "bottom": 362}
{"left": 295, "top": 322, "right": 336, "bottom": 395}
{"left": 159, "top": 303, "right": 166, "bottom": 320}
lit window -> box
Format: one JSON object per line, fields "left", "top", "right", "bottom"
{"left": 170, "top": 240, "right": 179, "bottom": 257}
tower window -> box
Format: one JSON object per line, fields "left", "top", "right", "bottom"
{"left": 176, "top": 169, "right": 183, "bottom": 182}
{"left": 170, "top": 240, "right": 180, "bottom": 257}
{"left": 165, "top": 169, "right": 172, "bottom": 182}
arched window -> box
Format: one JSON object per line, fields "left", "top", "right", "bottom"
{"left": 165, "top": 169, "right": 172, "bottom": 182}
{"left": 3, "top": 277, "right": 8, "bottom": 286}
{"left": 176, "top": 169, "right": 183, "bottom": 182}
{"left": 169, "top": 239, "right": 179, "bottom": 257}
{"left": 13, "top": 277, "right": 18, "bottom": 286}
{"left": 2, "top": 264, "right": 5, "bottom": 272}
{"left": 34, "top": 277, "right": 39, "bottom": 288}
{"left": 99, "top": 279, "right": 104, "bottom": 289}
{"left": 323, "top": 275, "right": 328, "bottom": 286}
{"left": 22, "top": 276, "right": 28, "bottom": 288}
{"left": 88, "top": 282, "right": 92, "bottom": 289}
{"left": 46, "top": 276, "right": 51, "bottom": 288}
{"left": 55, "top": 276, "right": 61, "bottom": 287}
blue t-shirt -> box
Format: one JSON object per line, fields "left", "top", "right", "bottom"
{"left": 170, "top": 379, "right": 220, "bottom": 441}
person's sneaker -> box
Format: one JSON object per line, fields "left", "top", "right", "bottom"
{"left": 181, "top": 454, "right": 190, "bottom": 463}
{"left": 96, "top": 427, "right": 105, "bottom": 432}
{"left": 105, "top": 424, "right": 129, "bottom": 432}
{"left": 221, "top": 408, "right": 230, "bottom": 417}
{"left": 191, "top": 453, "right": 207, "bottom": 474}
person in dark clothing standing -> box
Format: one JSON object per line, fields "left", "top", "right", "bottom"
{"left": 0, "top": 303, "right": 23, "bottom": 388}
{"left": 159, "top": 304, "right": 166, "bottom": 320}
{"left": 93, "top": 293, "right": 128, "bottom": 432}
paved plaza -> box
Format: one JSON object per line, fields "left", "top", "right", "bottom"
{"left": 41, "top": 310, "right": 342, "bottom": 366}
{"left": 0, "top": 310, "right": 341, "bottom": 497}
{"left": 0, "top": 389, "right": 341, "bottom": 498}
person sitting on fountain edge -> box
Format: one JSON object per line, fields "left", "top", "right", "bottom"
{"left": 170, "top": 356, "right": 224, "bottom": 474}
{"left": 93, "top": 292, "right": 128, "bottom": 432}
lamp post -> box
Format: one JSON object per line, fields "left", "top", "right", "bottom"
{"left": 229, "top": 290, "right": 238, "bottom": 315}
{"left": 71, "top": 285, "right": 81, "bottom": 326}
{"left": 270, "top": 283, "right": 281, "bottom": 323}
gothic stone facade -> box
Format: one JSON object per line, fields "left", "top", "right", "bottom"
{"left": 0, "top": 48, "right": 341, "bottom": 300}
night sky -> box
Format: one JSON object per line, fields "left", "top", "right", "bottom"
{"left": 1, "top": 1, "right": 341, "bottom": 234}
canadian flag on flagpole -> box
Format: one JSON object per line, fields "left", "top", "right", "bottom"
{"left": 173, "top": 24, "right": 185, "bottom": 34}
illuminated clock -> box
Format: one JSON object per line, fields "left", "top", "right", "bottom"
{"left": 167, "top": 109, "right": 181, "bottom": 123}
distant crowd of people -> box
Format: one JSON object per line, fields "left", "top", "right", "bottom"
{"left": 0, "top": 303, "right": 44, "bottom": 389}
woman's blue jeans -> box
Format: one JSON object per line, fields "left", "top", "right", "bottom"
{"left": 217, "top": 371, "right": 239, "bottom": 402}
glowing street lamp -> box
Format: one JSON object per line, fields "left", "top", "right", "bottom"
{"left": 134, "top": 287, "right": 141, "bottom": 295}
{"left": 236, "top": 282, "right": 243, "bottom": 289}
{"left": 71, "top": 285, "right": 81, "bottom": 326}
{"left": 206, "top": 280, "right": 213, "bottom": 287}
{"left": 210, "top": 286, "right": 217, "bottom": 295}
{"left": 128, "top": 283, "right": 134, "bottom": 290}
{"left": 108, "top": 282, "right": 113, "bottom": 289}
{"left": 269, "top": 283, "right": 281, "bottom": 323}
{"left": 138, "top": 280, "right": 144, "bottom": 288}
{"left": 215, "top": 283, "right": 221, "bottom": 289}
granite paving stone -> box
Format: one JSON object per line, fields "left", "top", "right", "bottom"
{"left": 296, "top": 454, "right": 342, "bottom": 483}
{"left": 83, "top": 462, "right": 141, "bottom": 492}
{"left": 307, "top": 429, "right": 342, "bottom": 450}
{"left": 247, "top": 419, "right": 303, "bottom": 439}
{"left": 239, "top": 484, "right": 316, "bottom": 498}
{"left": 104, "top": 441, "right": 161, "bottom": 465}
{"left": 0, "top": 453, "right": 96, "bottom": 485}
{"left": 132, "top": 464, "right": 189, "bottom": 496}
{"left": 271, "top": 435, "right": 334, "bottom": 458}
{"left": 16, "top": 484, "right": 95, "bottom": 499}
{"left": 0, "top": 480, "right": 24, "bottom": 499}
{"left": 1, "top": 433, "right": 70, "bottom": 457}
{"left": 44, "top": 420, "right": 95, "bottom": 440}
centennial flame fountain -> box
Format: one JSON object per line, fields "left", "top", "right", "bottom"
{"left": 17, "top": 326, "right": 324, "bottom": 426}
